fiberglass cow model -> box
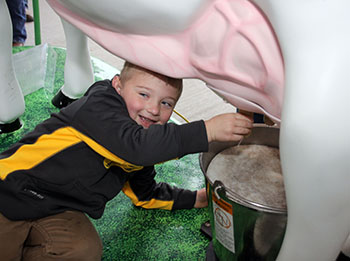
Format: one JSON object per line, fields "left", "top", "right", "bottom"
{"left": 0, "top": 0, "right": 25, "bottom": 133}
{"left": 1, "top": 0, "right": 349, "bottom": 260}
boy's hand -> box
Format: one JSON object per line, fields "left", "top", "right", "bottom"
{"left": 205, "top": 113, "right": 253, "bottom": 143}
{"left": 194, "top": 188, "right": 208, "bottom": 208}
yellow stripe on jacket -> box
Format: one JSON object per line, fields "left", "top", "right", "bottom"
{"left": 0, "top": 127, "right": 143, "bottom": 180}
{"left": 68, "top": 127, "right": 143, "bottom": 173}
{"left": 0, "top": 127, "right": 81, "bottom": 180}
{"left": 122, "top": 181, "right": 174, "bottom": 210}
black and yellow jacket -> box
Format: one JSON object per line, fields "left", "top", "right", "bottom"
{"left": 0, "top": 80, "right": 208, "bottom": 221}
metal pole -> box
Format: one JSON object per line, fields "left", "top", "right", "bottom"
{"left": 32, "top": 0, "right": 41, "bottom": 45}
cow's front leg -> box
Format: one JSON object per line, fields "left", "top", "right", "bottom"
{"left": 0, "top": 0, "right": 25, "bottom": 133}
{"left": 252, "top": 1, "right": 350, "bottom": 260}
{"left": 52, "top": 18, "right": 94, "bottom": 108}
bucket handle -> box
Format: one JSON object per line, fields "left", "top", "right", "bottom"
{"left": 213, "top": 180, "right": 226, "bottom": 200}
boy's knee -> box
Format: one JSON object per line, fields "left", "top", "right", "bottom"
{"left": 26, "top": 211, "right": 103, "bottom": 260}
{"left": 24, "top": 235, "right": 103, "bottom": 261}
{"left": 51, "top": 211, "right": 103, "bottom": 260}
{"left": 61, "top": 233, "right": 102, "bottom": 260}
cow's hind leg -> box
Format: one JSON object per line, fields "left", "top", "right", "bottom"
{"left": 52, "top": 18, "right": 94, "bottom": 108}
{"left": 252, "top": 1, "right": 350, "bottom": 260}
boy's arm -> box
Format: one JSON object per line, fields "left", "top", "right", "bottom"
{"left": 68, "top": 81, "right": 252, "bottom": 166}
{"left": 122, "top": 166, "right": 197, "bottom": 210}
{"left": 70, "top": 85, "right": 208, "bottom": 166}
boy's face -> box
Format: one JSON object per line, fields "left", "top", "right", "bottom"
{"left": 113, "top": 72, "right": 180, "bottom": 129}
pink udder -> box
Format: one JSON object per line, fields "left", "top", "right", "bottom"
{"left": 47, "top": 0, "right": 284, "bottom": 123}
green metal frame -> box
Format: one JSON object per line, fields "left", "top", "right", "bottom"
{"left": 32, "top": 0, "right": 41, "bottom": 45}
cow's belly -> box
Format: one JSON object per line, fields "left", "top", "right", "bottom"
{"left": 48, "top": 0, "right": 284, "bottom": 123}
{"left": 53, "top": 0, "right": 212, "bottom": 35}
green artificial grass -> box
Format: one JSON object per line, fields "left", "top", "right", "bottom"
{"left": 1, "top": 46, "right": 210, "bottom": 260}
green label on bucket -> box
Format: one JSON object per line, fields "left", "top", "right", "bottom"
{"left": 212, "top": 193, "right": 235, "bottom": 253}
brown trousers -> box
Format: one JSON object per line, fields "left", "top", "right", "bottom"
{"left": 0, "top": 211, "right": 103, "bottom": 261}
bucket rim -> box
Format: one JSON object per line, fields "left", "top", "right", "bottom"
{"left": 199, "top": 125, "right": 286, "bottom": 215}
{"left": 209, "top": 178, "right": 287, "bottom": 214}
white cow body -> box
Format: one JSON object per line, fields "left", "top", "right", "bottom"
{"left": 0, "top": 0, "right": 25, "bottom": 128}
{"left": 1, "top": 0, "right": 349, "bottom": 260}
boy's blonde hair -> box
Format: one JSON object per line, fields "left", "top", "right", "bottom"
{"left": 119, "top": 62, "right": 183, "bottom": 95}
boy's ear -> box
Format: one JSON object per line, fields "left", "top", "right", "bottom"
{"left": 112, "top": 75, "right": 122, "bottom": 94}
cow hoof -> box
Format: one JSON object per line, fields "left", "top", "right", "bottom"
{"left": 0, "top": 118, "right": 22, "bottom": 134}
{"left": 337, "top": 252, "right": 350, "bottom": 261}
{"left": 51, "top": 90, "right": 77, "bottom": 109}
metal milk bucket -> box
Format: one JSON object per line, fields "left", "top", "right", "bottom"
{"left": 200, "top": 125, "right": 287, "bottom": 260}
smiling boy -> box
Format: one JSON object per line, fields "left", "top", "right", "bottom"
{"left": 114, "top": 62, "right": 182, "bottom": 129}
{"left": 0, "top": 62, "right": 252, "bottom": 260}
